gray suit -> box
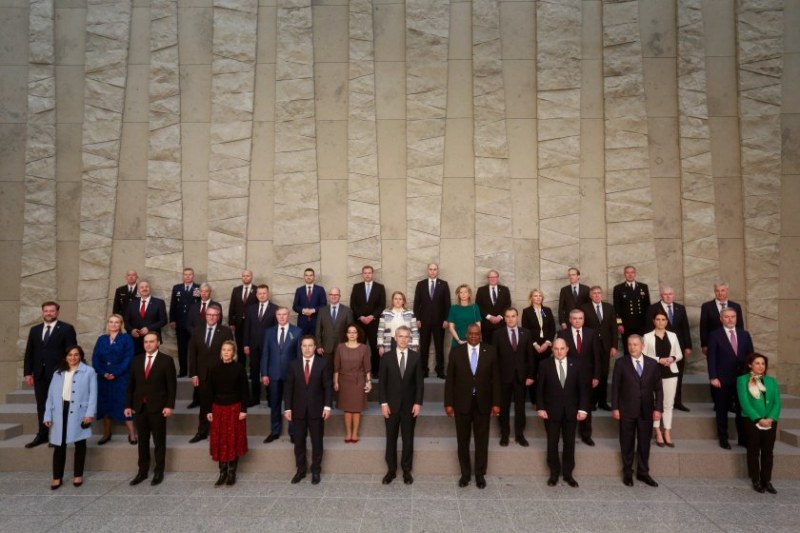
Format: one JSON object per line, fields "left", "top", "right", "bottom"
{"left": 314, "top": 304, "right": 354, "bottom": 356}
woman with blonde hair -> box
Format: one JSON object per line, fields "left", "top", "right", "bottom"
{"left": 447, "top": 284, "right": 481, "bottom": 347}
{"left": 378, "top": 291, "right": 420, "bottom": 355}
{"left": 92, "top": 314, "right": 136, "bottom": 445}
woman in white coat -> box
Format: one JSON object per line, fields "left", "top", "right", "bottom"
{"left": 43, "top": 345, "right": 97, "bottom": 489}
{"left": 642, "top": 309, "right": 682, "bottom": 447}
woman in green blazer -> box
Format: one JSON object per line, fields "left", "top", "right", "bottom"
{"left": 737, "top": 353, "right": 781, "bottom": 494}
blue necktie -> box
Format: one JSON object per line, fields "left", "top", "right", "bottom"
{"left": 331, "top": 306, "right": 337, "bottom": 322}
{"left": 636, "top": 358, "right": 643, "bottom": 377}
{"left": 668, "top": 304, "right": 674, "bottom": 325}
{"left": 470, "top": 347, "right": 478, "bottom": 375}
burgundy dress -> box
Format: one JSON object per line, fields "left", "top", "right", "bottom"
{"left": 334, "top": 343, "right": 371, "bottom": 412}
{"left": 207, "top": 361, "right": 249, "bottom": 462}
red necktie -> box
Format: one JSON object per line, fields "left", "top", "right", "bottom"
{"left": 144, "top": 355, "right": 153, "bottom": 379}
{"left": 139, "top": 299, "right": 146, "bottom": 318}
{"left": 307, "top": 286, "right": 312, "bottom": 301}
{"left": 242, "top": 286, "right": 248, "bottom": 303}
{"left": 304, "top": 359, "right": 310, "bottom": 385}
{"left": 576, "top": 330, "right": 582, "bottom": 353}
{"left": 200, "top": 302, "right": 206, "bottom": 320}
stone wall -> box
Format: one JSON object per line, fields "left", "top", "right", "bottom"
{"left": 1, "top": 0, "right": 799, "bottom": 395}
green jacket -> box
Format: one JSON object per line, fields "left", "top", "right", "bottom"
{"left": 737, "top": 373, "right": 781, "bottom": 422}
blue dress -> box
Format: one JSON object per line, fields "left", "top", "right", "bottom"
{"left": 92, "top": 333, "right": 134, "bottom": 421}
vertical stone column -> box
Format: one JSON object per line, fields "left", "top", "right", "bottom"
{"left": 737, "top": 0, "right": 783, "bottom": 356}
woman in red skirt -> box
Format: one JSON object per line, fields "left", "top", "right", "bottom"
{"left": 206, "top": 340, "right": 249, "bottom": 486}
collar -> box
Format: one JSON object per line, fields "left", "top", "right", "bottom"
{"left": 146, "top": 351, "right": 158, "bottom": 358}
{"left": 44, "top": 320, "right": 58, "bottom": 329}
{"left": 467, "top": 343, "right": 480, "bottom": 351}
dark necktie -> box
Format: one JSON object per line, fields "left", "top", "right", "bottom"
{"left": 491, "top": 287, "right": 497, "bottom": 305}
{"left": 304, "top": 359, "right": 310, "bottom": 385}
{"left": 200, "top": 302, "right": 206, "bottom": 321}
{"left": 668, "top": 304, "right": 674, "bottom": 324}
{"left": 145, "top": 355, "right": 153, "bottom": 379}
{"left": 279, "top": 327, "right": 285, "bottom": 347}
{"left": 573, "top": 286, "right": 578, "bottom": 299}
{"left": 242, "top": 286, "right": 248, "bottom": 303}
{"left": 511, "top": 328, "right": 517, "bottom": 351}
{"left": 576, "top": 330, "right": 582, "bottom": 353}
{"left": 429, "top": 280, "right": 435, "bottom": 299}
{"left": 399, "top": 351, "right": 406, "bottom": 378}
{"left": 258, "top": 303, "right": 264, "bottom": 320}
{"left": 307, "top": 286, "right": 312, "bottom": 301}
{"left": 205, "top": 327, "right": 213, "bottom": 347}
{"left": 43, "top": 325, "right": 52, "bottom": 344}
{"left": 331, "top": 306, "right": 337, "bottom": 322}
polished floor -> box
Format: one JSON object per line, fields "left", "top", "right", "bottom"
{"left": 0, "top": 471, "right": 796, "bottom": 532}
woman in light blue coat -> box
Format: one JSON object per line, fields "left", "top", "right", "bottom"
{"left": 43, "top": 345, "right": 97, "bottom": 489}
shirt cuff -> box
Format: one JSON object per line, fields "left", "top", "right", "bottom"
{"left": 323, "top": 406, "right": 331, "bottom": 412}
{"left": 578, "top": 410, "right": 588, "bottom": 416}
{"left": 381, "top": 403, "right": 388, "bottom": 407}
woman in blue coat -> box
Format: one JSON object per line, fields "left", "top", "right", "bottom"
{"left": 92, "top": 314, "right": 136, "bottom": 444}
{"left": 44, "top": 345, "right": 97, "bottom": 489}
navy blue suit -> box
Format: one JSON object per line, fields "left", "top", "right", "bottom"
{"left": 557, "top": 327, "right": 601, "bottom": 440}
{"left": 707, "top": 327, "right": 753, "bottom": 442}
{"left": 699, "top": 300, "right": 744, "bottom": 349}
{"left": 261, "top": 324, "right": 302, "bottom": 436}
{"left": 243, "top": 301, "right": 278, "bottom": 402}
{"left": 169, "top": 283, "right": 200, "bottom": 376}
{"left": 292, "top": 285, "right": 327, "bottom": 336}
{"left": 284, "top": 356, "right": 333, "bottom": 475}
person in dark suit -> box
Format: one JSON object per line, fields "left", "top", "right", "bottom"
{"left": 350, "top": 264, "right": 386, "bottom": 372}
{"left": 243, "top": 284, "right": 278, "bottom": 406}
{"left": 315, "top": 287, "right": 354, "bottom": 356}
{"left": 228, "top": 269, "right": 258, "bottom": 364}
{"left": 413, "top": 263, "right": 451, "bottom": 378}
{"left": 537, "top": 338, "right": 590, "bottom": 487}
{"left": 612, "top": 265, "right": 651, "bottom": 355}
{"left": 699, "top": 281, "right": 744, "bottom": 355}
{"left": 379, "top": 326, "right": 424, "bottom": 485}
{"left": 492, "top": 308, "right": 535, "bottom": 447}
{"left": 112, "top": 269, "right": 138, "bottom": 316}
{"left": 23, "top": 301, "right": 78, "bottom": 448}
{"left": 474, "top": 269, "right": 512, "bottom": 345}
{"left": 444, "top": 324, "right": 502, "bottom": 489}
{"left": 611, "top": 335, "right": 663, "bottom": 487}
{"left": 124, "top": 281, "right": 169, "bottom": 357}
{"left": 125, "top": 332, "right": 177, "bottom": 486}
{"left": 556, "top": 309, "right": 601, "bottom": 445}
{"left": 261, "top": 307, "right": 302, "bottom": 442}
{"left": 186, "top": 283, "right": 223, "bottom": 334}
{"left": 292, "top": 268, "right": 327, "bottom": 336}
{"left": 169, "top": 268, "right": 201, "bottom": 377}
{"left": 707, "top": 307, "right": 753, "bottom": 449}
{"left": 557, "top": 267, "right": 590, "bottom": 330}
{"left": 284, "top": 336, "right": 333, "bottom": 485}
{"left": 646, "top": 285, "right": 693, "bottom": 411}
{"left": 580, "top": 286, "right": 618, "bottom": 410}
{"left": 521, "top": 288, "right": 557, "bottom": 364}
{"left": 187, "top": 304, "right": 233, "bottom": 443}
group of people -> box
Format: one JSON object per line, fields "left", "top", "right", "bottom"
{"left": 20, "top": 263, "right": 781, "bottom": 494}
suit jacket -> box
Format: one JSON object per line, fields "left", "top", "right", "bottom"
{"left": 228, "top": 285, "right": 258, "bottom": 329}
{"left": 349, "top": 281, "right": 386, "bottom": 324}
{"left": 113, "top": 284, "right": 137, "bottom": 316}
{"left": 243, "top": 301, "right": 278, "bottom": 354}
{"left": 611, "top": 355, "right": 664, "bottom": 420}
{"left": 284, "top": 356, "right": 333, "bottom": 420}
{"left": 557, "top": 327, "right": 601, "bottom": 381}
{"left": 536, "top": 356, "right": 590, "bottom": 421}
{"left": 186, "top": 299, "right": 223, "bottom": 334}
{"left": 707, "top": 327, "right": 753, "bottom": 385}
{"left": 699, "top": 300, "right": 744, "bottom": 348}
{"left": 413, "top": 278, "right": 451, "bottom": 326}
{"left": 23, "top": 321, "right": 78, "bottom": 380}
{"left": 315, "top": 303, "right": 354, "bottom": 355}
{"left": 261, "top": 324, "right": 302, "bottom": 380}
{"left": 188, "top": 324, "right": 234, "bottom": 380}
{"left": 580, "top": 301, "right": 618, "bottom": 356}
{"left": 646, "top": 301, "right": 693, "bottom": 351}
{"left": 444, "top": 343, "right": 502, "bottom": 415}
{"left": 475, "top": 284, "right": 512, "bottom": 339}
{"left": 558, "top": 284, "right": 591, "bottom": 326}
{"left": 124, "top": 297, "right": 168, "bottom": 336}
{"left": 126, "top": 351, "right": 177, "bottom": 414}
{"left": 492, "top": 327, "right": 536, "bottom": 384}
{"left": 169, "top": 283, "right": 200, "bottom": 327}
{"left": 379, "top": 348, "right": 425, "bottom": 414}
{"left": 520, "top": 306, "right": 556, "bottom": 348}
{"left": 292, "top": 284, "right": 327, "bottom": 334}
{"left": 613, "top": 281, "right": 651, "bottom": 334}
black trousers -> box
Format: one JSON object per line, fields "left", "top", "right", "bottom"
{"left": 418, "top": 322, "right": 445, "bottom": 375}
{"left": 53, "top": 401, "right": 86, "bottom": 480}
{"left": 135, "top": 405, "right": 167, "bottom": 475}
{"left": 454, "top": 397, "right": 491, "bottom": 478}
{"left": 711, "top": 381, "right": 744, "bottom": 442}
{"left": 579, "top": 411, "right": 592, "bottom": 440}
{"left": 248, "top": 349, "right": 263, "bottom": 403}
{"left": 595, "top": 353, "right": 611, "bottom": 407}
{"left": 743, "top": 418, "right": 777, "bottom": 484}
{"left": 176, "top": 327, "right": 191, "bottom": 376}
{"left": 364, "top": 322, "right": 380, "bottom": 374}
{"left": 196, "top": 381, "right": 210, "bottom": 436}
{"left": 33, "top": 373, "right": 53, "bottom": 437}
{"left": 498, "top": 380, "right": 526, "bottom": 438}
{"left": 385, "top": 409, "right": 417, "bottom": 473}
{"left": 544, "top": 418, "right": 576, "bottom": 479}
{"left": 619, "top": 416, "right": 653, "bottom": 476}
{"left": 293, "top": 416, "right": 324, "bottom": 474}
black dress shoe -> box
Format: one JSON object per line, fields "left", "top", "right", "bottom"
{"left": 264, "top": 434, "right": 279, "bottom": 443}
{"left": 186, "top": 401, "right": 199, "bottom": 409}
{"left": 547, "top": 477, "right": 558, "bottom": 487}
{"left": 382, "top": 472, "right": 396, "bottom": 485}
{"left": 291, "top": 471, "right": 306, "bottom": 484}
{"left": 130, "top": 473, "right": 148, "bottom": 486}
{"left": 752, "top": 481, "right": 765, "bottom": 493}
{"left": 623, "top": 475, "right": 633, "bottom": 487}
{"left": 437, "top": 373, "right": 446, "bottom": 380}
{"left": 476, "top": 476, "right": 486, "bottom": 489}
{"left": 188, "top": 433, "right": 207, "bottom": 443}
{"left": 290, "top": 435, "right": 295, "bottom": 444}
{"left": 311, "top": 473, "right": 321, "bottom": 485}
{"left": 763, "top": 482, "right": 777, "bottom": 494}
{"left": 403, "top": 471, "right": 413, "bottom": 485}
{"left": 636, "top": 474, "right": 658, "bottom": 487}
{"left": 582, "top": 437, "right": 595, "bottom": 447}
{"left": 515, "top": 435, "right": 529, "bottom": 447}
{"left": 98, "top": 435, "right": 112, "bottom": 445}
{"left": 458, "top": 475, "right": 470, "bottom": 487}
{"left": 564, "top": 477, "right": 579, "bottom": 488}
{"left": 674, "top": 404, "right": 690, "bottom": 412}
{"left": 248, "top": 400, "right": 260, "bottom": 407}
{"left": 598, "top": 403, "right": 611, "bottom": 411}
{"left": 151, "top": 472, "right": 164, "bottom": 486}
{"left": 499, "top": 436, "right": 509, "bottom": 447}
{"left": 719, "top": 438, "right": 731, "bottom": 450}
{"left": 25, "top": 435, "right": 47, "bottom": 449}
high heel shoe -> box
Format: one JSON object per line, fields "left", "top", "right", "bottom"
{"left": 663, "top": 430, "right": 674, "bottom": 447}
{"left": 654, "top": 429, "right": 665, "bottom": 447}
{"left": 128, "top": 436, "right": 138, "bottom": 445}
{"left": 51, "top": 479, "right": 62, "bottom": 490}
{"left": 98, "top": 435, "right": 111, "bottom": 445}
{"left": 73, "top": 477, "right": 83, "bottom": 487}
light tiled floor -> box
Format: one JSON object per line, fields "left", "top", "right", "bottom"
{"left": 0, "top": 471, "right": 797, "bottom": 532}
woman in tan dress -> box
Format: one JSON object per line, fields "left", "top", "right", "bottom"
{"left": 334, "top": 324, "right": 372, "bottom": 443}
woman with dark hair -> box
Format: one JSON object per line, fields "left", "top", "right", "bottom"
{"left": 334, "top": 324, "right": 372, "bottom": 443}
{"left": 642, "top": 309, "right": 682, "bottom": 447}
{"left": 43, "top": 345, "right": 97, "bottom": 489}
{"left": 738, "top": 353, "right": 781, "bottom": 494}
{"left": 93, "top": 314, "right": 136, "bottom": 445}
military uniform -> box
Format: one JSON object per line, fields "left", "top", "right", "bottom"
{"left": 612, "top": 281, "right": 650, "bottom": 355}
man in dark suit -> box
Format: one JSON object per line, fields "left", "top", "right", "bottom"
{"left": 646, "top": 285, "right": 693, "bottom": 411}
{"left": 612, "top": 265, "right": 651, "bottom": 355}
{"left": 243, "top": 284, "right": 278, "bottom": 405}
{"left": 284, "top": 336, "right": 333, "bottom": 485}
{"left": 611, "top": 335, "right": 663, "bottom": 487}
{"left": 23, "top": 301, "right": 78, "bottom": 448}
{"left": 187, "top": 304, "right": 233, "bottom": 443}
{"left": 475, "top": 269, "right": 512, "bottom": 345}
{"left": 169, "top": 268, "right": 200, "bottom": 377}
{"left": 125, "top": 332, "right": 177, "bottom": 486}
{"left": 186, "top": 282, "right": 224, "bottom": 334}
{"left": 492, "top": 308, "right": 536, "bottom": 447}
{"left": 558, "top": 267, "right": 590, "bottom": 330}
{"left": 537, "top": 338, "right": 590, "bottom": 487}
{"left": 112, "top": 269, "right": 138, "bottom": 316}
{"left": 699, "top": 281, "right": 744, "bottom": 355}
{"left": 228, "top": 269, "right": 257, "bottom": 364}
{"left": 444, "top": 324, "right": 502, "bottom": 489}
{"left": 124, "top": 280, "right": 168, "bottom": 357}
{"left": 557, "top": 309, "right": 601, "bottom": 445}
{"left": 315, "top": 287, "right": 353, "bottom": 356}
{"left": 379, "top": 326, "right": 424, "bottom": 485}
{"left": 350, "top": 264, "right": 386, "bottom": 372}
{"left": 261, "top": 307, "right": 302, "bottom": 442}
{"left": 292, "top": 268, "right": 327, "bottom": 336}
{"left": 707, "top": 307, "right": 753, "bottom": 449}
{"left": 580, "top": 286, "right": 618, "bottom": 410}
{"left": 413, "top": 263, "right": 451, "bottom": 378}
